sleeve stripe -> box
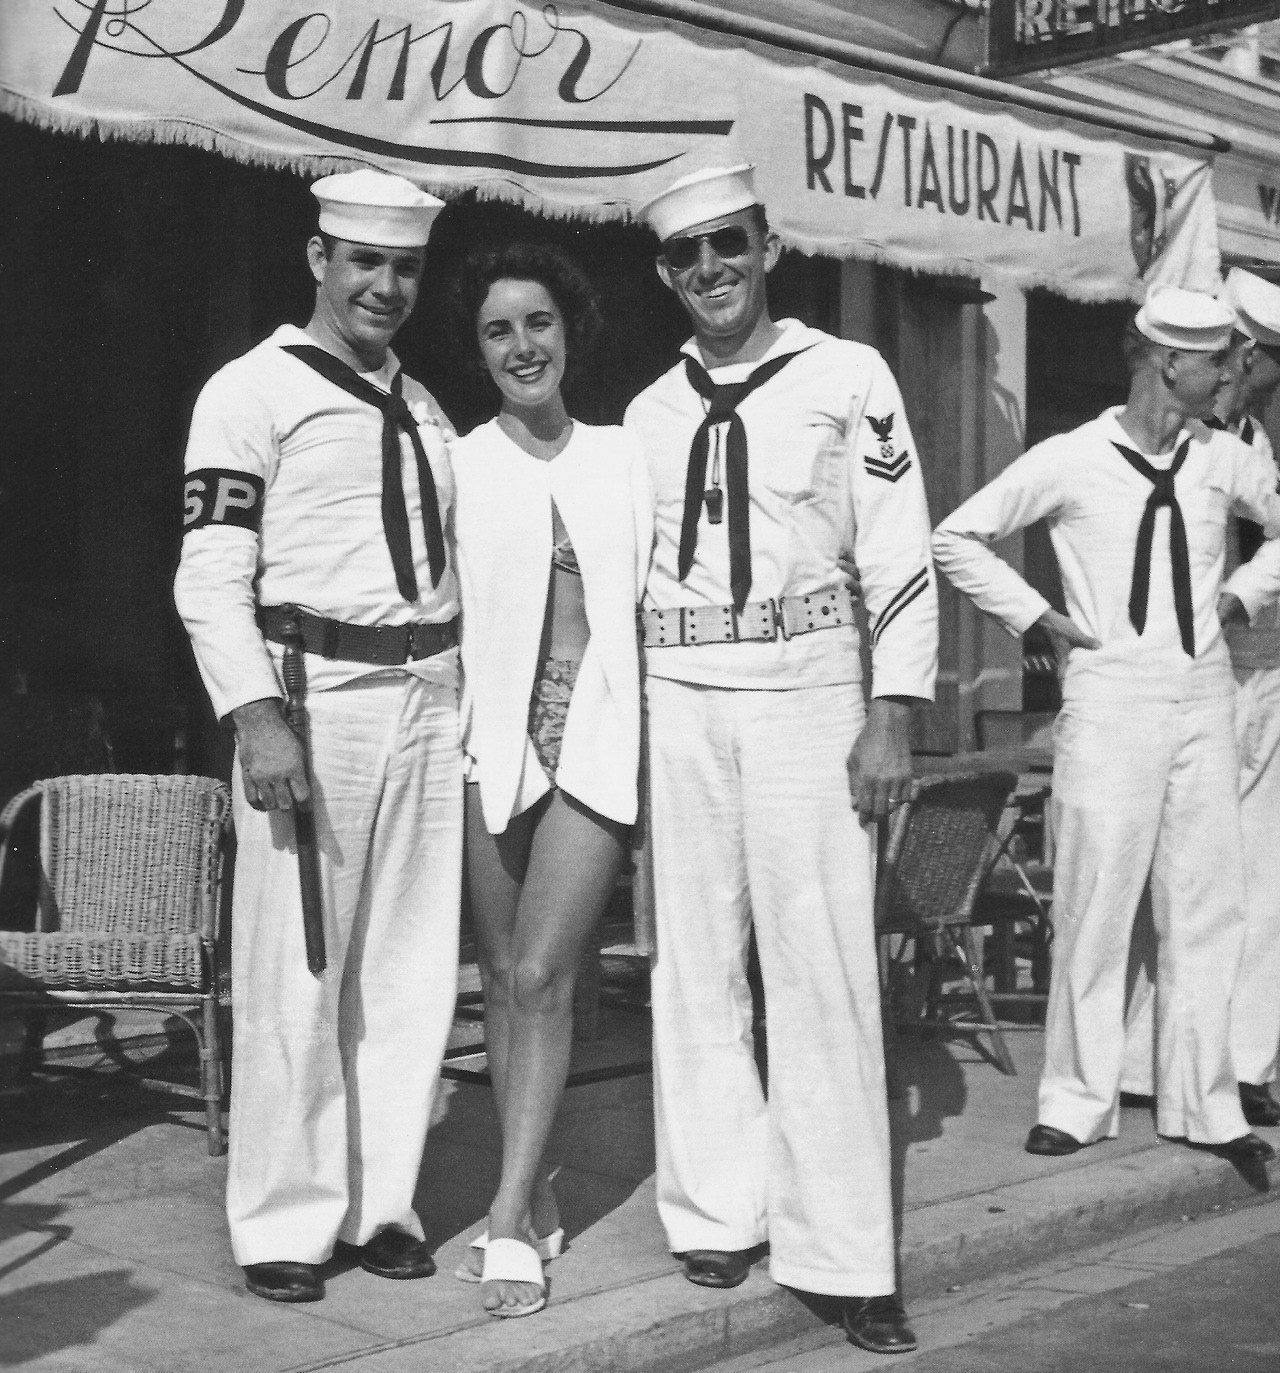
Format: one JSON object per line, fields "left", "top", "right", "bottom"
{"left": 872, "top": 568, "right": 929, "bottom": 648}
{"left": 865, "top": 451, "right": 913, "bottom": 482}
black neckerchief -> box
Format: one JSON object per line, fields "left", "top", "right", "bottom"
{"left": 1111, "top": 437, "right": 1195, "bottom": 657}
{"left": 680, "top": 346, "right": 814, "bottom": 612}
{"left": 282, "top": 344, "right": 446, "bottom": 600}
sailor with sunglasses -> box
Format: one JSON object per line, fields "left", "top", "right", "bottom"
{"left": 624, "top": 165, "right": 937, "bottom": 1356}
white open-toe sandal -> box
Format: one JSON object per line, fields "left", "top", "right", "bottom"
{"left": 481, "top": 1237, "right": 546, "bottom": 1318}
{"left": 454, "top": 1225, "right": 564, "bottom": 1281}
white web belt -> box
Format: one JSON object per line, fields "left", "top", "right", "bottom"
{"left": 640, "top": 587, "right": 855, "bottom": 648}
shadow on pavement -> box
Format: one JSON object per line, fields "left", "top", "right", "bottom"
{"left": 0, "top": 1268, "right": 156, "bottom": 1365}
{"left": 889, "top": 1035, "right": 969, "bottom": 1286}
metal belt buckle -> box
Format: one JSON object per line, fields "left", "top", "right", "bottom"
{"left": 773, "top": 599, "right": 791, "bottom": 642}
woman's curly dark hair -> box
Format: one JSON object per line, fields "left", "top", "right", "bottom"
{"left": 448, "top": 241, "right": 604, "bottom": 390}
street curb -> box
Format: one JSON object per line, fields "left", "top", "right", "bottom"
{"left": 292, "top": 1139, "right": 1276, "bottom": 1373}
{"left": 900, "top": 1135, "right": 1275, "bottom": 1300}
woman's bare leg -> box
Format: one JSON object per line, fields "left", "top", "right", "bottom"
{"left": 482, "top": 790, "right": 627, "bottom": 1313}
{"left": 464, "top": 784, "right": 555, "bottom": 1273}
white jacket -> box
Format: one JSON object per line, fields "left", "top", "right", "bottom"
{"left": 453, "top": 418, "right": 654, "bottom": 833}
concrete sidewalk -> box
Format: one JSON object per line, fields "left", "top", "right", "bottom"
{"left": 0, "top": 1005, "right": 1274, "bottom": 1373}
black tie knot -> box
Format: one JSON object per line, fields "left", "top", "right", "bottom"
{"left": 1149, "top": 470, "right": 1177, "bottom": 507}
{"left": 384, "top": 393, "right": 415, "bottom": 430}
{"left": 704, "top": 384, "right": 748, "bottom": 425}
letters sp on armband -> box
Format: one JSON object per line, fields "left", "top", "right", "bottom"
{"left": 183, "top": 470, "right": 265, "bottom": 534}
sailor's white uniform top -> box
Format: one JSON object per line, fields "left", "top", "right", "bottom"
{"left": 1220, "top": 417, "right": 1280, "bottom": 670}
{"left": 174, "top": 325, "right": 460, "bottom": 720}
{"left": 452, "top": 419, "right": 653, "bottom": 834}
{"left": 932, "top": 407, "right": 1280, "bottom": 704}
{"left": 624, "top": 319, "right": 938, "bottom": 700}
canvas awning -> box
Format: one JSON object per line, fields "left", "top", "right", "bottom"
{"left": 0, "top": 0, "right": 1222, "bottom": 300}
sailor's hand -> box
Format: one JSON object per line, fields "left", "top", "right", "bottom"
{"left": 1218, "top": 591, "right": 1249, "bottom": 627}
{"left": 1036, "top": 608, "right": 1100, "bottom": 652}
{"left": 847, "top": 697, "right": 914, "bottom": 822}
{"left": 837, "top": 553, "right": 863, "bottom": 601}
{"left": 231, "top": 698, "right": 310, "bottom": 811}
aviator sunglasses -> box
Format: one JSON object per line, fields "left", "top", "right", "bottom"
{"left": 660, "top": 225, "right": 752, "bottom": 271}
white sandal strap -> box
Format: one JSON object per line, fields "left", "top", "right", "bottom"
{"left": 470, "top": 1226, "right": 563, "bottom": 1260}
{"left": 481, "top": 1237, "right": 546, "bottom": 1290}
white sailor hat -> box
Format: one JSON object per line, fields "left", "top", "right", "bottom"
{"left": 1133, "top": 284, "right": 1235, "bottom": 352}
{"left": 640, "top": 164, "right": 761, "bottom": 243}
{"left": 1224, "top": 267, "right": 1280, "bottom": 349}
{"left": 311, "top": 169, "right": 444, "bottom": 248}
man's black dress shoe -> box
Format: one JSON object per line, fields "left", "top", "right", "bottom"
{"left": 1025, "top": 1124, "right": 1084, "bottom": 1156}
{"left": 343, "top": 1229, "right": 437, "bottom": 1279}
{"left": 1240, "top": 1082, "right": 1280, "bottom": 1128}
{"left": 243, "top": 1262, "right": 324, "bottom": 1303}
{"left": 1212, "top": 1132, "right": 1275, "bottom": 1163}
{"left": 842, "top": 1295, "right": 918, "bottom": 1354}
{"left": 679, "top": 1249, "right": 754, "bottom": 1289}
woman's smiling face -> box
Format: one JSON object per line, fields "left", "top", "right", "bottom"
{"left": 476, "top": 278, "right": 567, "bottom": 412}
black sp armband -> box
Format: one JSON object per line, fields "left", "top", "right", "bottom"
{"left": 183, "top": 469, "right": 265, "bottom": 533}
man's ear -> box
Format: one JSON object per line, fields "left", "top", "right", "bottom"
{"left": 306, "top": 235, "right": 328, "bottom": 287}
{"left": 762, "top": 230, "right": 783, "bottom": 275}
{"left": 656, "top": 257, "right": 676, "bottom": 293}
{"left": 1160, "top": 347, "right": 1181, "bottom": 389}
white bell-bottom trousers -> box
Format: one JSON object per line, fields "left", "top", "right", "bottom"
{"left": 226, "top": 674, "right": 462, "bottom": 1266}
{"left": 1042, "top": 693, "right": 1249, "bottom": 1146}
{"left": 1230, "top": 665, "right": 1280, "bottom": 1087}
{"left": 1122, "top": 667, "right": 1280, "bottom": 1094}
{"left": 646, "top": 677, "right": 893, "bottom": 1298}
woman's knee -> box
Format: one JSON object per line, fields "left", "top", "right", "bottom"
{"left": 511, "top": 952, "right": 576, "bottom": 1015}
{"left": 478, "top": 947, "right": 516, "bottom": 1000}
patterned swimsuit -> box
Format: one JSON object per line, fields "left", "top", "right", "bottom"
{"left": 527, "top": 529, "right": 583, "bottom": 778}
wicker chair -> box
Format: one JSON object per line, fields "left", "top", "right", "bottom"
{"left": 0, "top": 774, "right": 232, "bottom": 1154}
{"left": 877, "top": 770, "right": 1020, "bottom": 1076}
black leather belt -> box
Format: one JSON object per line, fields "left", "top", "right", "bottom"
{"left": 258, "top": 605, "right": 459, "bottom": 666}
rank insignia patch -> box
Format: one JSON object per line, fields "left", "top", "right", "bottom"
{"left": 866, "top": 413, "right": 910, "bottom": 480}
{"left": 868, "top": 412, "right": 895, "bottom": 459}
{"left": 183, "top": 469, "right": 265, "bottom": 533}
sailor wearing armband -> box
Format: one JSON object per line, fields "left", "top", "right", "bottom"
{"left": 625, "top": 164, "right": 938, "bottom": 1356}
{"left": 932, "top": 285, "right": 1280, "bottom": 1165}
{"left": 174, "top": 170, "right": 462, "bottom": 1303}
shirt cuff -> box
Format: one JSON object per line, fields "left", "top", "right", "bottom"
{"left": 1003, "top": 590, "right": 1053, "bottom": 638}
{"left": 869, "top": 666, "right": 937, "bottom": 703}
{"left": 1222, "top": 573, "right": 1271, "bottom": 624}
{"left": 209, "top": 665, "right": 285, "bottom": 724}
